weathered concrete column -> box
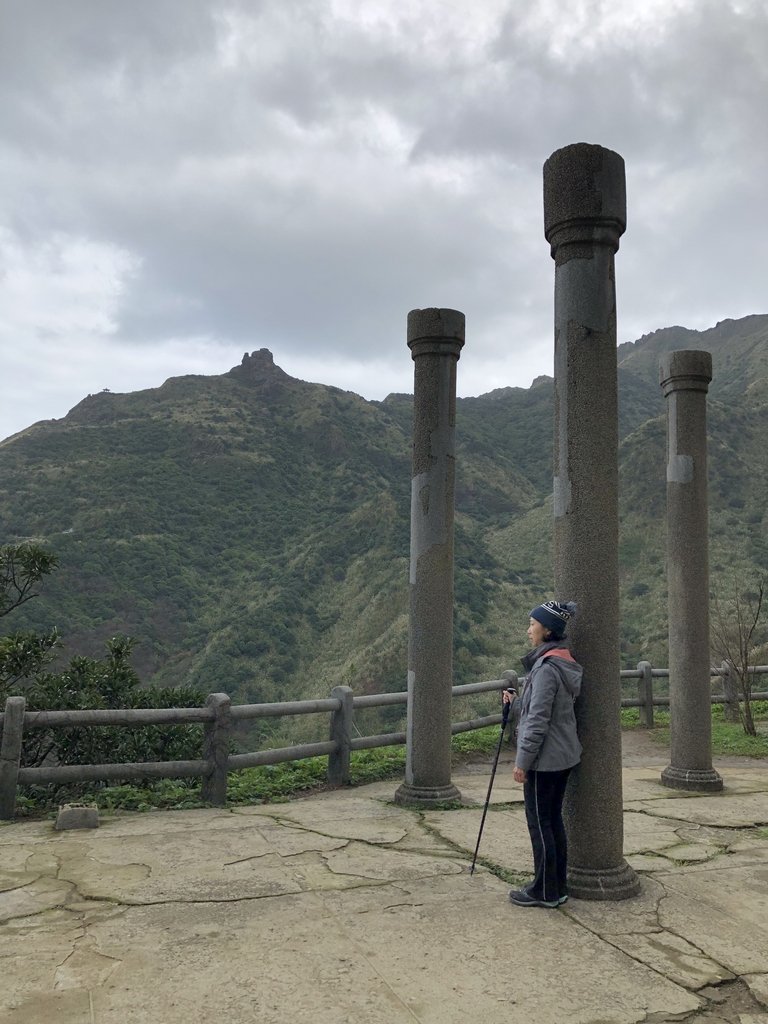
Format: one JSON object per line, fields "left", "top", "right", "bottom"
{"left": 544, "top": 143, "right": 639, "bottom": 900}
{"left": 660, "top": 350, "right": 723, "bottom": 791}
{"left": 394, "top": 308, "right": 464, "bottom": 807}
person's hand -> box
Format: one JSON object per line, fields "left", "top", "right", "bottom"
{"left": 502, "top": 689, "right": 515, "bottom": 704}
{"left": 513, "top": 766, "right": 526, "bottom": 784}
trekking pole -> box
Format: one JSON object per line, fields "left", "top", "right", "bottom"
{"left": 470, "top": 697, "right": 512, "bottom": 875}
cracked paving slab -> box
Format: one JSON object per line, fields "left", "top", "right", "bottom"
{"left": 626, "top": 792, "right": 768, "bottom": 828}
{"left": 73, "top": 807, "right": 254, "bottom": 839}
{"left": 0, "top": 905, "right": 119, "bottom": 1022}
{"left": 627, "top": 853, "right": 683, "bottom": 872}
{"left": 606, "top": 929, "right": 735, "bottom": 990}
{"left": 660, "top": 842, "right": 722, "bottom": 864}
{"left": 233, "top": 799, "right": 462, "bottom": 856}
{"left": 1, "top": 879, "right": 701, "bottom": 1024}
{"left": 636, "top": 842, "right": 768, "bottom": 875}
{"left": 743, "top": 973, "right": 768, "bottom": 1008}
{"left": 233, "top": 794, "right": 417, "bottom": 838}
{"left": 2, "top": 766, "right": 768, "bottom": 1023}
{"left": 422, "top": 805, "right": 534, "bottom": 875}
{"left": 622, "top": 778, "right": 689, "bottom": 803}
{"left": 54, "top": 825, "right": 304, "bottom": 904}
{"left": 623, "top": 832, "right": 684, "bottom": 858}
{"left": 563, "top": 877, "right": 667, "bottom": 936}
{"left": 54, "top": 937, "right": 123, "bottom": 991}
{"left": 421, "top": 804, "right": 711, "bottom": 875}
{"left": 447, "top": 773, "right": 525, "bottom": 806}
{"left": 0, "top": 876, "right": 76, "bottom": 924}
{"left": 653, "top": 867, "right": 768, "bottom": 976}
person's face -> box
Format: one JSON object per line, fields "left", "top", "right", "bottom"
{"left": 527, "top": 617, "right": 550, "bottom": 647}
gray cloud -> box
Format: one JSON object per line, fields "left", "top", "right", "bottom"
{"left": 0, "top": 0, "right": 766, "bottom": 440}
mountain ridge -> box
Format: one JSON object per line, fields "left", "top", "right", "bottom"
{"left": 2, "top": 314, "right": 767, "bottom": 728}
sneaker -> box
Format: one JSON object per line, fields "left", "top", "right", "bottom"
{"left": 522, "top": 884, "right": 568, "bottom": 906}
{"left": 508, "top": 889, "right": 559, "bottom": 909}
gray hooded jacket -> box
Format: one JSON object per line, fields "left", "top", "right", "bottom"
{"left": 514, "top": 641, "right": 582, "bottom": 772}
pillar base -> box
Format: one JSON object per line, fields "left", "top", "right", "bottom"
{"left": 661, "top": 765, "right": 723, "bottom": 792}
{"left": 567, "top": 860, "right": 641, "bottom": 901}
{"left": 393, "top": 781, "right": 462, "bottom": 808}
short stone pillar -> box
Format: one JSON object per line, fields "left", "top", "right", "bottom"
{"left": 55, "top": 804, "right": 99, "bottom": 830}
{"left": 394, "top": 308, "right": 464, "bottom": 807}
{"left": 660, "top": 351, "right": 723, "bottom": 791}
{"left": 544, "top": 143, "right": 639, "bottom": 900}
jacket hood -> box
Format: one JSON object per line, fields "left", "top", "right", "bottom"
{"left": 522, "top": 641, "right": 583, "bottom": 698}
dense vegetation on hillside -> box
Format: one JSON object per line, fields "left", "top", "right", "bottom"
{"left": 2, "top": 317, "right": 768, "bottom": 723}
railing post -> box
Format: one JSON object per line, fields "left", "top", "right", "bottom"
{"left": 0, "top": 697, "right": 26, "bottom": 820}
{"left": 501, "top": 670, "right": 519, "bottom": 692}
{"left": 328, "top": 686, "right": 353, "bottom": 786}
{"left": 201, "top": 693, "right": 231, "bottom": 806}
{"left": 637, "top": 661, "right": 654, "bottom": 728}
{"left": 721, "top": 660, "right": 740, "bottom": 723}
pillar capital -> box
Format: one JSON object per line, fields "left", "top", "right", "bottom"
{"left": 543, "top": 143, "right": 626, "bottom": 260}
{"left": 659, "top": 350, "right": 713, "bottom": 397}
{"left": 407, "top": 308, "right": 465, "bottom": 360}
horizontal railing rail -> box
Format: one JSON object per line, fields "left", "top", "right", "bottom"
{"left": 1, "top": 662, "right": 766, "bottom": 819}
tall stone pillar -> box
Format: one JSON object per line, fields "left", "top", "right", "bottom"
{"left": 660, "top": 351, "right": 723, "bottom": 791}
{"left": 544, "top": 143, "right": 639, "bottom": 900}
{"left": 394, "top": 308, "right": 464, "bottom": 807}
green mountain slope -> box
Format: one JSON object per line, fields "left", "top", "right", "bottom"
{"left": 2, "top": 317, "right": 768, "bottom": 711}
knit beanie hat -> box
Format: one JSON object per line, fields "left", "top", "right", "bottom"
{"left": 529, "top": 600, "right": 577, "bottom": 639}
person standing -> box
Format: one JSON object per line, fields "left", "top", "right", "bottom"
{"left": 503, "top": 600, "right": 582, "bottom": 908}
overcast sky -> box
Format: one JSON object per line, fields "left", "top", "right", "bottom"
{"left": 1, "top": 0, "right": 766, "bottom": 441}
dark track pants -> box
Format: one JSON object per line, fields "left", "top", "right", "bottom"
{"left": 522, "top": 767, "right": 572, "bottom": 903}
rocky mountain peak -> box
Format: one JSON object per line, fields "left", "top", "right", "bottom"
{"left": 229, "top": 349, "right": 292, "bottom": 383}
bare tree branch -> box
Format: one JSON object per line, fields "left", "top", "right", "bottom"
{"left": 711, "top": 578, "right": 766, "bottom": 736}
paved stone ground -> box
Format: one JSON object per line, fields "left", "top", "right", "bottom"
{"left": 1, "top": 734, "right": 768, "bottom": 1023}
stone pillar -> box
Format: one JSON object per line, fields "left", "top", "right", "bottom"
{"left": 544, "top": 143, "right": 639, "bottom": 900}
{"left": 394, "top": 308, "right": 464, "bottom": 807}
{"left": 660, "top": 350, "right": 723, "bottom": 791}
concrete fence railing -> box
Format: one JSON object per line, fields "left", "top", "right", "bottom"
{"left": 1, "top": 663, "right": 767, "bottom": 820}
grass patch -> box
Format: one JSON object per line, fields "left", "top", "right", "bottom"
{"left": 451, "top": 725, "right": 502, "bottom": 758}
{"left": 711, "top": 722, "right": 768, "bottom": 756}
{"left": 621, "top": 708, "right": 670, "bottom": 729}
{"left": 710, "top": 700, "right": 768, "bottom": 723}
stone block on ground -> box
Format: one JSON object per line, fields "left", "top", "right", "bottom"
{"left": 54, "top": 804, "right": 99, "bottom": 831}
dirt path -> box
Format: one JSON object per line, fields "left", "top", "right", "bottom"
{"left": 620, "top": 726, "right": 668, "bottom": 765}
{"left": 620, "top": 725, "right": 768, "bottom": 769}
